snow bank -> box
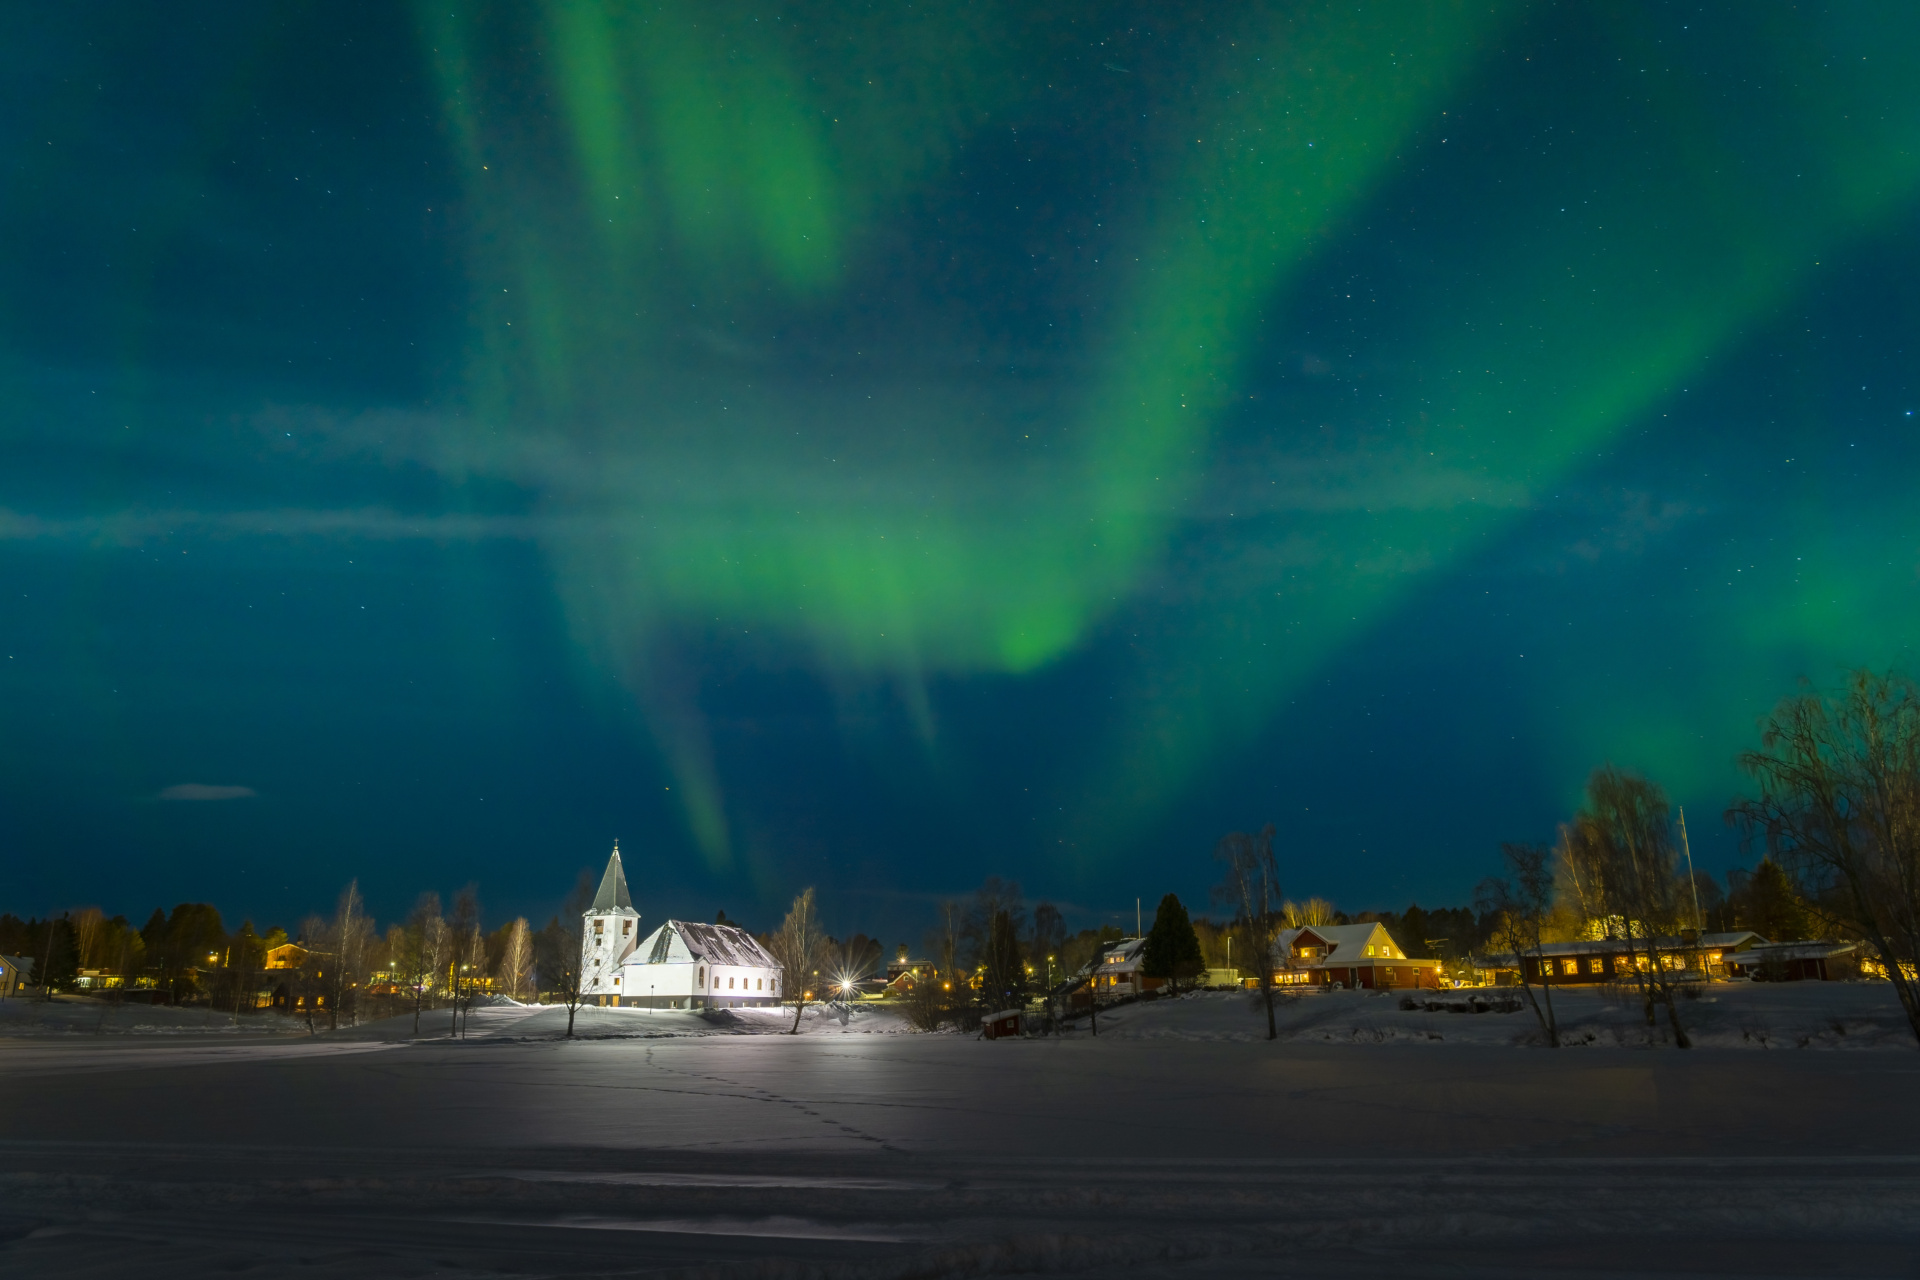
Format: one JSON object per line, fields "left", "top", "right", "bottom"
{"left": 1072, "top": 981, "right": 1917, "bottom": 1049}
{"left": 0, "top": 995, "right": 310, "bottom": 1037}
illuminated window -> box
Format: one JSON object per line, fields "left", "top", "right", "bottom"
{"left": 729, "top": 976, "right": 735, "bottom": 989}
{"left": 594, "top": 920, "right": 604, "bottom": 934}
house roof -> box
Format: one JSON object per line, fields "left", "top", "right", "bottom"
{"left": 1734, "top": 940, "right": 1857, "bottom": 962}
{"left": 1278, "top": 923, "right": 1402, "bottom": 959}
{"left": 1478, "top": 931, "right": 1771, "bottom": 964}
{"left": 631, "top": 920, "right": 779, "bottom": 970}
{"left": 591, "top": 844, "right": 635, "bottom": 913}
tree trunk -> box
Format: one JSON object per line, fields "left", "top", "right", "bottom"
{"left": 1663, "top": 993, "right": 1691, "bottom": 1048}
{"left": 566, "top": 1001, "right": 577, "bottom": 1037}
{"left": 1262, "top": 979, "right": 1276, "bottom": 1041}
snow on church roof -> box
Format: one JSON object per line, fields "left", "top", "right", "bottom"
{"left": 590, "top": 843, "right": 634, "bottom": 912}
{"left": 640, "top": 920, "right": 780, "bottom": 970}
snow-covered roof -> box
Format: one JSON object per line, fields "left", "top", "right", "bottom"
{"left": 631, "top": 920, "right": 780, "bottom": 970}
{"left": 1734, "top": 940, "right": 1856, "bottom": 961}
{"left": 1478, "top": 932, "right": 1772, "bottom": 964}
{"left": 1278, "top": 923, "right": 1401, "bottom": 961}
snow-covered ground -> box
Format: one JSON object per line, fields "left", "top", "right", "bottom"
{"left": 1081, "top": 981, "right": 1918, "bottom": 1050}
{"left": 328, "top": 998, "right": 920, "bottom": 1042}
{"left": 7, "top": 984, "right": 1909, "bottom": 1054}
{"left": 3, "top": 986, "right": 1917, "bottom": 1277}
{"left": 0, "top": 993, "right": 311, "bottom": 1037}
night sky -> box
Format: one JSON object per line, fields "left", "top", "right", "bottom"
{"left": 5, "top": 2, "right": 1918, "bottom": 941}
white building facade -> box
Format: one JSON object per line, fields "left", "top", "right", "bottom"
{"left": 577, "top": 844, "right": 782, "bottom": 1009}
{"left": 619, "top": 919, "right": 782, "bottom": 1010}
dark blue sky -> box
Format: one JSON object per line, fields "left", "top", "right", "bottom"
{"left": 4, "top": 2, "right": 1918, "bottom": 943}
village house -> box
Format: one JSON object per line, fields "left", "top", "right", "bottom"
{"left": 1275, "top": 923, "right": 1442, "bottom": 991}
{"left": 264, "top": 941, "right": 310, "bottom": 970}
{"left": 0, "top": 954, "right": 29, "bottom": 998}
{"left": 1089, "top": 937, "right": 1152, "bottom": 999}
{"left": 1485, "top": 931, "right": 1766, "bottom": 985}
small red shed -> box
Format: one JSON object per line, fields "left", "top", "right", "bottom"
{"left": 981, "top": 1009, "right": 1025, "bottom": 1039}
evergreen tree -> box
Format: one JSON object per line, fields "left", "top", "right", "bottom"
{"left": 1141, "top": 893, "right": 1205, "bottom": 994}
{"left": 40, "top": 915, "right": 80, "bottom": 994}
{"left": 1743, "top": 858, "right": 1811, "bottom": 941}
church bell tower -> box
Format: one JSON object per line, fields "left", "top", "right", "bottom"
{"left": 581, "top": 841, "right": 642, "bottom": 1003}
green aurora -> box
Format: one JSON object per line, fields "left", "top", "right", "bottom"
{"left": 3, "top": 1, "right": 1919, "bottom": 920}
{"left": 406, "top": 3, "right": 1920, "bottom": 869}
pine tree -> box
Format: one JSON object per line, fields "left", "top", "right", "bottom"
{"left": 1743, "top": 858, "right": 1810, "bottom": 942}
{"left": 1141, "top": 893, "right": 1205, "bottom": 995}
{"left": 40, "top": 915, "right": 80, "bottom": 995}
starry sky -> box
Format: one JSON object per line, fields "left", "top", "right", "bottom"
{"left": 5, "top": 2, "right": 1919, "bottom": 940}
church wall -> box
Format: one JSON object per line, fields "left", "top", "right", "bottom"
{"left": 616, "top": 958, "right": 782, "bottom": 1009}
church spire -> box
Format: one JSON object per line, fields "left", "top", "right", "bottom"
{"left": 590, "top": 841, "right": 633, "bottom": 912}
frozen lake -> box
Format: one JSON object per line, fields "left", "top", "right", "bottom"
{"left": 3, "top": 999, "right": 1919, "bottom": 1277}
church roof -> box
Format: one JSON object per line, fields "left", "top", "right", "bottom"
{"left": 591, "top": 844, "right": 634, "bottom": 912}
{"left": 639, "top": 920, "right": 780, "bottom": 970}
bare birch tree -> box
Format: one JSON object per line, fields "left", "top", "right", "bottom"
{"left": 1216, "top": 824, "right": 1284, "bottom": 1040}
{"left": 446, "top": 887, "right": 480, "bottom": 1037}
{"left": 1281, "top": 898, "right": 1336, "bottom": 928}
{"left": 771, "top": 887, "right": 826, "bottom": 1034}
{"left": 1570, "top": 767, "right": 1692, "bottom": 1048}
{"left": 70, "top": 907, "right": 104, "bottom": 974}
{"left": 498, "top": 916, "right": 534, "bottom": 1001}
{"left": 533, "top": 873, "right": 592, "bottom": 1037}
{"left": 295, "top": 914, "right": 328, "bottom": 1034}
{"left": 1731, "top": 670, "right": 1920, "bottom": 1046}
{"left": 1475, "top": 843, "right": 1560, "bottom": 1047}
{"left": 396, "top": 893, "right": 444, "bottom": 1036}
{"left": 327, "top": 880, "right": 373, "bottom": 1029}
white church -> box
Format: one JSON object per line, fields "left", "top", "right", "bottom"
{"left": 579, "top": 843, "right": 784, "bottom": 1009}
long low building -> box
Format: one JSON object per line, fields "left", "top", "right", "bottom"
{"left": 1478, "top": 931, "right": 1765, "bottom": 985}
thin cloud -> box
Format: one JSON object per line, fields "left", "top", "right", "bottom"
{"left": 0, "top": 507, "right": 546, "bottom": 545}
{"left": 157, "top": 784, "right": 257, "bottom": 802}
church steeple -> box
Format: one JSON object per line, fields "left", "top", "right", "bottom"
{"left": 591, "top": 840, "right": 634, "bottom": 912}
{"left": 581, "top": 841, "right": 641, "bottom": 1003}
